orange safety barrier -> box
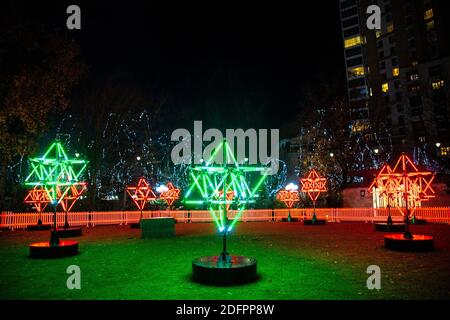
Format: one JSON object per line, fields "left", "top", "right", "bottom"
{"left": 1, "top": 207, "right": 449, "bottom": 230}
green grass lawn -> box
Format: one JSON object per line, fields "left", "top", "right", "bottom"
{"left": 1, "top": 222, "right": 449, "bottom": 299}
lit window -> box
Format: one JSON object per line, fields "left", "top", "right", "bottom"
{"left": 382, "top": 82, "right": 389, "bottom": 93}
{"left": 426, "top": 20, "right": 435, "bottom": 31}
{"left": 376, "top": 31, "right": 382, "bottom": 38}
{"left": 387, "top": 22, "right": 394, "bottom": 33}
{"left": 432, "top": 80, "right": 444, "bottom": 90}
{"left": 440, "top": 146, "right": 450, "bottom": 156}
{"left": 410, "top": 73, "right": 419, "bottom": 81}
{"left": 393, "top": 67, "right": 399, "bottom": 77}
{"left": 424, "top": 9, "right": 433, "bottom": 20}
{"left": 348, "top": 66, "right": 365, "bottom": 77}
{"left": 344, "top": 36, "right": 363, "bottom": 48}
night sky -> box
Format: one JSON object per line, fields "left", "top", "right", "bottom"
{"left": 5, "top": 1, "right": 346, "bottom": 137}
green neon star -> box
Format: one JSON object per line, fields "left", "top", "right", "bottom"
{"left": 184, "top": 140, "right": 267, "bottom": 232}
{"left": 24, "top": 141, "right": 88, "bottom": 204}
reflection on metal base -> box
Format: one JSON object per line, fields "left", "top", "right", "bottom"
{"left": 192, "top": 255, "right": 257, "bottom": 285}
{"left": 384, "top": 234, "right": 434, "bottom": 252}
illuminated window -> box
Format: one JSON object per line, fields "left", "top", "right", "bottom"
{"left": 382, "top": 82, "right": 389, "bottom": 93}
{"left": 348, "top": 66, "right": 365, "bottom": 77}
{"left": 424, "top": 9, "right": 433, "bottom": 20}
{"left": 344, "top": 36, "right": 363, "bottom": 48}
{"left": 393, "top": 67, "right": 399, "bottom": 77}
{"left": 387, "top": 22, "right": 394, "bottom": 33}
{"left": 376, "top": 31, "right": 382, "bottom": 38}
{"left": 432, "top": 80, "right": 444, "bottom": 90}
{"left": 440, "top": 146, "right": 450, "bottom": 156}
{"left": 410, "top": 73, "right": 419, "bottom": 81}
{"left": 426, "top": 20, "right": 435, "bottom": 31}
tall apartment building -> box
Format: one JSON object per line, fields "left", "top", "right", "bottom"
{"left": 339, "top": 0, "right": 450, "bottom": 158}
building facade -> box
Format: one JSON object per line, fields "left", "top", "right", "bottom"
{"left": 339, "top": 0, "right": 450, "bottom": 157}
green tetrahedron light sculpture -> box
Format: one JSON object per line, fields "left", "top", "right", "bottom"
{"left": 24, "top": 140, "right": 88, "bottom": 246}
{"left": 184, "top": 138, "right": 267, "bottom": 263}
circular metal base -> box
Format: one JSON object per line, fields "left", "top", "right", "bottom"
{"left": 27, "top": 224, "right": 52, "bottom": 231}
{"left": 130, "top": 223, "right": 141, "bottom": 229}
{"left": 384, "top": 234, "right": 434, "bottom": 252}
{"left": 304, "top": 219, "right": 326, "bottom": 225}
{"left": 192, "top": 255, "right": 257, "bottom": 285}
{"left": 375, "top": 223, "right": 406, "bottom": 232}
{"left": 29, "top": 240, "right": 79, "bottom": 258}
{"left": 55, "top": 228, "right": 82, "bottom": 238}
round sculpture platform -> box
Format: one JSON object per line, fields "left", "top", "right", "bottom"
{"left": 55, "top": 227, "right": 82, "bottom": 238}
{"left": 281, "top": 217, "right": 299, "bottom": 222}
{"left": 375, "top": 223, "right": 406, "bottom": 232}
{"left": 29, "top": 240, "right": 79, "bottom": 258}
{"left": 304, "top": 219, "right": 326, "bottom": 225}
{"left": 130, "top": 223, "right": 141, "bottom": 229}
{"left": 384, "top": 234, "right": 434, "bottom": 252}
{"left": 27, "top": 224, "right": 52, "bottom": 231}
{"left": 192, "top": 255, "right": 257, "bottom": 285}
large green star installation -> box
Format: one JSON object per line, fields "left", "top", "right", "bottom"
{"left": 24, "top": 141, "right": 88, "bottom": 205}
{"left": 184, "top": 139, "right": 268, "bottom": 233}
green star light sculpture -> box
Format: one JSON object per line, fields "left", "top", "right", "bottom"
{"left": 24, "top": 140, "right": 88, "bottom": 246}
{"left": 184, "top": 138, "right": 268, "bottom": 263}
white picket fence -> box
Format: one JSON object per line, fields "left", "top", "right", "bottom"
{"left": 1, "top": 207, "right": 449, "bottom": 230}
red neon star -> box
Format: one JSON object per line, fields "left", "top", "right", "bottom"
{"left": 276, "top": 189, "right": 300, "bottom": 208}
{"left": 57, "top": 182, "right": 88, "bottom": 212}
{"left": 126, "top": 177, "right": 157, "bottom": 211}
{"left": 159, "top": 182, "right": 181, "bottom": 206}
{"left": 300, "top": 169, "right": 327, "bottom": 201}
{"left": 24, "top": 186, "right": 51, "bottom": 213}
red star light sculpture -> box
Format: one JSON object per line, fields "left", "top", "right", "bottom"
{"left": 24, "top": 186, "right": 51, "bottom": 213}
{"left": 276, "top": 183, "right": 300, "bottom": 208}
{"left": 58, "top": 182, "right": 87, "bottom": 212}
{"left": 300, "top": 169, "right": 327, "bottom": 201}
{"left": 388, "top": 154, "right": 435, "bottom": 238}
{"left": 368, "top": 164, "right": 398, "bottom": 224}
{"left": 24, "top": 186, "right": 51, "bottom": 226}
{"left": 300, "top": 169, "right": 327, "bottom": 222}
{"left": 126, "top": 177, "right": 157, "bottom": 212}
{"left": 159, "top": 182, "right": 181, "bottom": 207}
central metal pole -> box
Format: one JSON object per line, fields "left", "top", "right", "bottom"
{"left": 387, "top": 197, "right": 392, "bottom": 225}
{"left": 50, "top": 202, "right": 60, "bottom": 246}
{"left": 403, "top": 173, "right": 413, "bottom": 239}
{"left": 312, "top": 200, "right": 317, "bottom": 223}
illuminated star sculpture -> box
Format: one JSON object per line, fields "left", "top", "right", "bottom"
{"left": 368, "top": 164, "right": 398, "bottom": 224}
{"left": 300, "top": 169, "right": 327, "bottom": 222}
{"left": 58, "top": 182, "right": 88, "bottom": 228}
{"left": 387, "top": 154, "right": 435, "bottom": 238}
{"left": 24, "top": 186, "right": 51, "bottom": 225}
{"left": 184, "top": 139, "right": 268, "bottom": 263}
{"left": 24, "top": 140, "right": 88, "bottom": 245}
{"left": 126, "top": 177, "right": 157, "bottom": 221}
{"left": 277, "top": 183, "right": 300, "bottom": 222}
{"left": 277, "top": 183, "right": 300, "bottom": 208}
{"left": 158, "top": 182, "right": 181, "bottom": 207}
